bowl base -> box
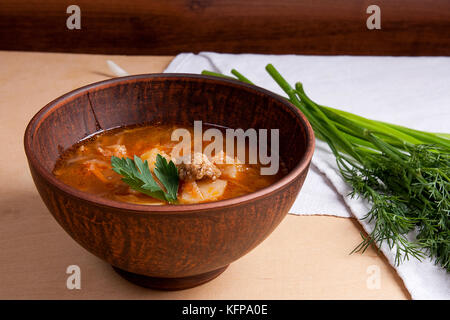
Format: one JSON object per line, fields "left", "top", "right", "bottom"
{"left": 112, "top": 265, "right": 229, "bottom": 291}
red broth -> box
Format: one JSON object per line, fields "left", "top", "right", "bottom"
{"left": 53, "top": 124, "right": 286, "bottom": 205}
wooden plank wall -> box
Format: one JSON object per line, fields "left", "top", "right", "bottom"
{"left": 1, "top": 0, "right": 449, "bottom": 55}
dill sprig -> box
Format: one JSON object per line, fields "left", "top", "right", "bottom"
{"left": 202, "top": 65, "right": 450, "bottom": 271}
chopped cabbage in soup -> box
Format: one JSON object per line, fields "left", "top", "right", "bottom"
{"left": 53, "top": 124, "right": 286, "bottom": 205}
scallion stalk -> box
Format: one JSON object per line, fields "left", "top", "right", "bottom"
{"left": 202, "top": 66, "right": 450, "bottom": 271}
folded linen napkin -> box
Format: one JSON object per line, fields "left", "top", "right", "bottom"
{"left": 164, "top": 52, "right": 450, "bottom": 299}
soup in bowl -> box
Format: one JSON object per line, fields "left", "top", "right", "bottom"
{"left": 24, "top": 74, "right": 314, "bottom": 290}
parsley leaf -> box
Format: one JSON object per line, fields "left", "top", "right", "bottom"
{"left": 111, "top": 154, "right": 179, "bottom": 203}
{"left": 153, "top": 154, "right": 179, "bottom": 203}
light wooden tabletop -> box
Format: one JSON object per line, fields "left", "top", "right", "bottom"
{"left": 0, "top": 51, "right": 409, "bottom": 299}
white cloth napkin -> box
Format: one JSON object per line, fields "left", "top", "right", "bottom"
{"left": 164, "top": 52, "right": 450, "bottom": 300}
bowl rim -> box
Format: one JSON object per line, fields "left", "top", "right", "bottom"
{"left": 24, "top": 73, "right": 315, "bottom": 213}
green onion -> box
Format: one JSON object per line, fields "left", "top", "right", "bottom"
{"left": 202, "top": 66, "right": 450, "bottom": 271}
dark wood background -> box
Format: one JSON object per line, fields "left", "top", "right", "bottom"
{"left": 1, "top": 0, "right": 449, "bottom": 56}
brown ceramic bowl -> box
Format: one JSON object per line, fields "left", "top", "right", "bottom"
{"left": 24, "top": 74, "right": 314, "bottom": 290}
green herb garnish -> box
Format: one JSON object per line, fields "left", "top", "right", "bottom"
{"left": 203, "top": 65, "right": 450, "bottom": 271}
{"left": 111, "top": 154, "right": 179, "bottom": 203}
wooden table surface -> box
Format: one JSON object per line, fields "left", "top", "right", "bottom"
{"left": 0, "top": 51, "right": 410, "bottom": 299}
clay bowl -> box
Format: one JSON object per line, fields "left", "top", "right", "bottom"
{"left": 24, "top": 74, "right": 315, "bottom": 290}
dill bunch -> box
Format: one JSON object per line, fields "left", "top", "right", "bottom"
{"left": 202, "top": 65, "right": 450, "bottom": 271}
